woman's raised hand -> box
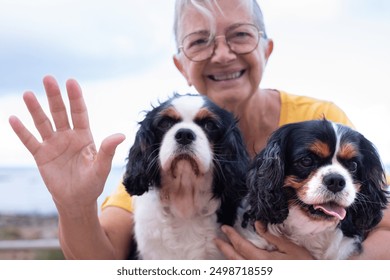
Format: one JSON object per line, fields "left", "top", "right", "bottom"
{"left": 9, "top": 76, "right": 126, "bottom": 211}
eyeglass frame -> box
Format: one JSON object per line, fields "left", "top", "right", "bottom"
{"left": 178, "top": 23, "right": 264, "bottom": 62}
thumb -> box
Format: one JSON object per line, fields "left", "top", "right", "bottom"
{"left": 95, "top": 133, "right": 126, "bottom": 176}
{"left": 254, "top": 221, "right": 283, "bottom": 248}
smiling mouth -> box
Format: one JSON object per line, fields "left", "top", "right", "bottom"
{"left": 304, "top": 202, "right": 347, "bottom": 220}
{"left": 312, "top": 202, "right": 347, "bottom": 220}
{"left": 208, "top": 70, "right": 245, "bottom": 81}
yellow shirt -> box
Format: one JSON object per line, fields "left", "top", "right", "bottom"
{"left": 101, "top": 91, "right": 355, "bottom": 212}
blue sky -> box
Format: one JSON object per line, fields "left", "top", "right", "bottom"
{"left": 0, "top": 0, "right": 175, "bottom": 93}
{"left": 0, "top": 0, "right": 389, "bottom": 167}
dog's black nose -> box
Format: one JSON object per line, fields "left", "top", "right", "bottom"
{"left": 175, "top": 128, "right": 196, "bottom": 145}
{"left": 323, "top": 173, "right": 346, "bottom": 193}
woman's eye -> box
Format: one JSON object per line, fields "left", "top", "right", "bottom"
{"left": 183, "top": 31, "right": 212, "bottom": 50}
{"left": 232, "top": 31, "right": 251, "bottom": 39}
{"left": 189, "top": 37, "right": 209, "bottom": 48}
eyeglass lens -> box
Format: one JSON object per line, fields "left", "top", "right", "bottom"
{"left": 181, "top": 24, "right": 260, "bottom": 62}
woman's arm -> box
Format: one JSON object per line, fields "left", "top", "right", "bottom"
{"left": 9, "top": 75, "right": 128, "bottom": 259}
{"left": 350, "top": 206, "right": 390, "bottom": 260}
{"left": 59, "top": 206, "right": 133, "bottom": 259}
{"left": 216, "top": 209, "right": 390, "bottom": 260}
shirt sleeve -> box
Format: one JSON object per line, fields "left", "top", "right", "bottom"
{"left": 320, "top": 101, "right": 355, "bottom": 129}
{"left": 279, "top": 91, "right": 355, "bottom": 128}
{"left": 101, "top": 182, "right": 134, "bottom": 212}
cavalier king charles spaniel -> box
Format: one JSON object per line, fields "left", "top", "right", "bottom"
{"left": 123, "top": 94, "right": 249, "bottom": 259}
{"left": 238, "top": 119, "right": 388, "bottom": 259}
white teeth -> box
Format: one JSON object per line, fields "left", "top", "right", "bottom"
{"left": 211, "top": 71, "right": 242, "bottom": 81}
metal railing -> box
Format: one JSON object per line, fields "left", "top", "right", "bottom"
{"left": 0, "top": 238, "right": 60, "bottom": 251}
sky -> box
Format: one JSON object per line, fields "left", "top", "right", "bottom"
{"left": 0, "top": 0, "right": 389, "bottom": 169}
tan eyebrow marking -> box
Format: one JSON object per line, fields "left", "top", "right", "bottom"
{"left": 309, "top": 141, "right": 331, "bottom": 158}
{"left": 159, "top": 106, "right": 181, "bottom": 119}
{"left": 338, "top": 142, "right": 358, "bottom": 159}
{"left": 195, "top": 107, "right": 217, "bottom": 121}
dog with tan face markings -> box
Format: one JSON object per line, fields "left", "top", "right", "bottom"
{"left": 238, "top": 119, "right": 388, "bottom": 259}
{"left": 123, "top": 94, "right": 249, "bottom": 259}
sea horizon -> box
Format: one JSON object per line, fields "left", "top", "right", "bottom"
{"left": 1, "top": 163, "right": 389, "bottom": 216}
{"left": 0, "top": 165, "right": 126, "bottom": 216}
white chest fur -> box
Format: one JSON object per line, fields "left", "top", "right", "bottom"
{"left": 133, "top": 190, "right": 224, "bottom": 259}
{"left": 235, "top": 205, "right": 360, "bottom": 259}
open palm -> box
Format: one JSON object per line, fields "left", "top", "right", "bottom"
{"left": 9, "top": 76, "right": 125, "bottom": 210}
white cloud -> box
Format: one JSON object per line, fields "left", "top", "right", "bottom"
{"left": 0, "top": 0, "right": 177, "bottom": 94}
{"left": 0, "top": 1, "right": 175, "bottom": 65}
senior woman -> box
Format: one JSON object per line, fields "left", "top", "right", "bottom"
{"left": 9, "top": 0, "right": 390, "bottom": 259}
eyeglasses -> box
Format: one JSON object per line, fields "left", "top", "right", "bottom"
{"left": 178, "top": 23, "right": 263, "bottom": 62}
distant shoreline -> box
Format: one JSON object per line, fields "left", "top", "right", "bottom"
{"left": 0, "top": 213, "right": 62, "bottom": 259}
{"left": 0, "top": 166, "right": 125, "bottom": 215}
{"left": 0, "top": 213, "right": 59, "bottom": 240}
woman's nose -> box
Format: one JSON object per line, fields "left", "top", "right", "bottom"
{"left": 211, "top": 36, "right": 236, "bottom": 63}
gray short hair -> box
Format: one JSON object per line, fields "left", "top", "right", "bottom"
{"left": 173, "top": 0, "right": 268, "bottom": 48}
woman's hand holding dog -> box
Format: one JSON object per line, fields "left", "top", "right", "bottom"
{"left": 215, "top": 222, "right": 314, "bottom": 260}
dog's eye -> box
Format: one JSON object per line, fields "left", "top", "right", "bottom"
{"left": 158, "top": 117, "right": 176, "bottom": 130}
{"left": 346, "top": 161, "right": 358, "bottom": 173}
{"left": 299, "top": 157, "right": 314, "bottom": 168}
{"left": 201, "top": 119, "right": 218, "bottom": 132}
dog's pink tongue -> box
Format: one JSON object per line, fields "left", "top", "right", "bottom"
{"left": 314, "top": 203, "right": 346, "bottom": 220}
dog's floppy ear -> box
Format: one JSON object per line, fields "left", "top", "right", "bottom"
{"left": 123, "top": 117, "right": 160, "bottom": 196}
{"left": 344, "top": 135, "right": 388, "bottom": 233}
{"left": 213, "top": 124, "right": 250, "bottom": 226}
{"left": 246, "top": 131, "right": 289, "bottom": 225}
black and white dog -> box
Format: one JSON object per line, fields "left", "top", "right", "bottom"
{"left": 123, "top": 94, "right": 249, "bottom": 259}
{"left": 238, "top": 119, "right": 388, "bottom": 259}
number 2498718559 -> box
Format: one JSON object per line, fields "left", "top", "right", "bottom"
{"left": 209, "top": 266, "right": 273, "bottom": 276}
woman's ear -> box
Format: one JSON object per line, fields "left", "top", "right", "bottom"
{"left": 173, "top": 55, "right": 192, "bottom": 86}
{"left": 264, "top": 38, "right": 273, "bottom": 64}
